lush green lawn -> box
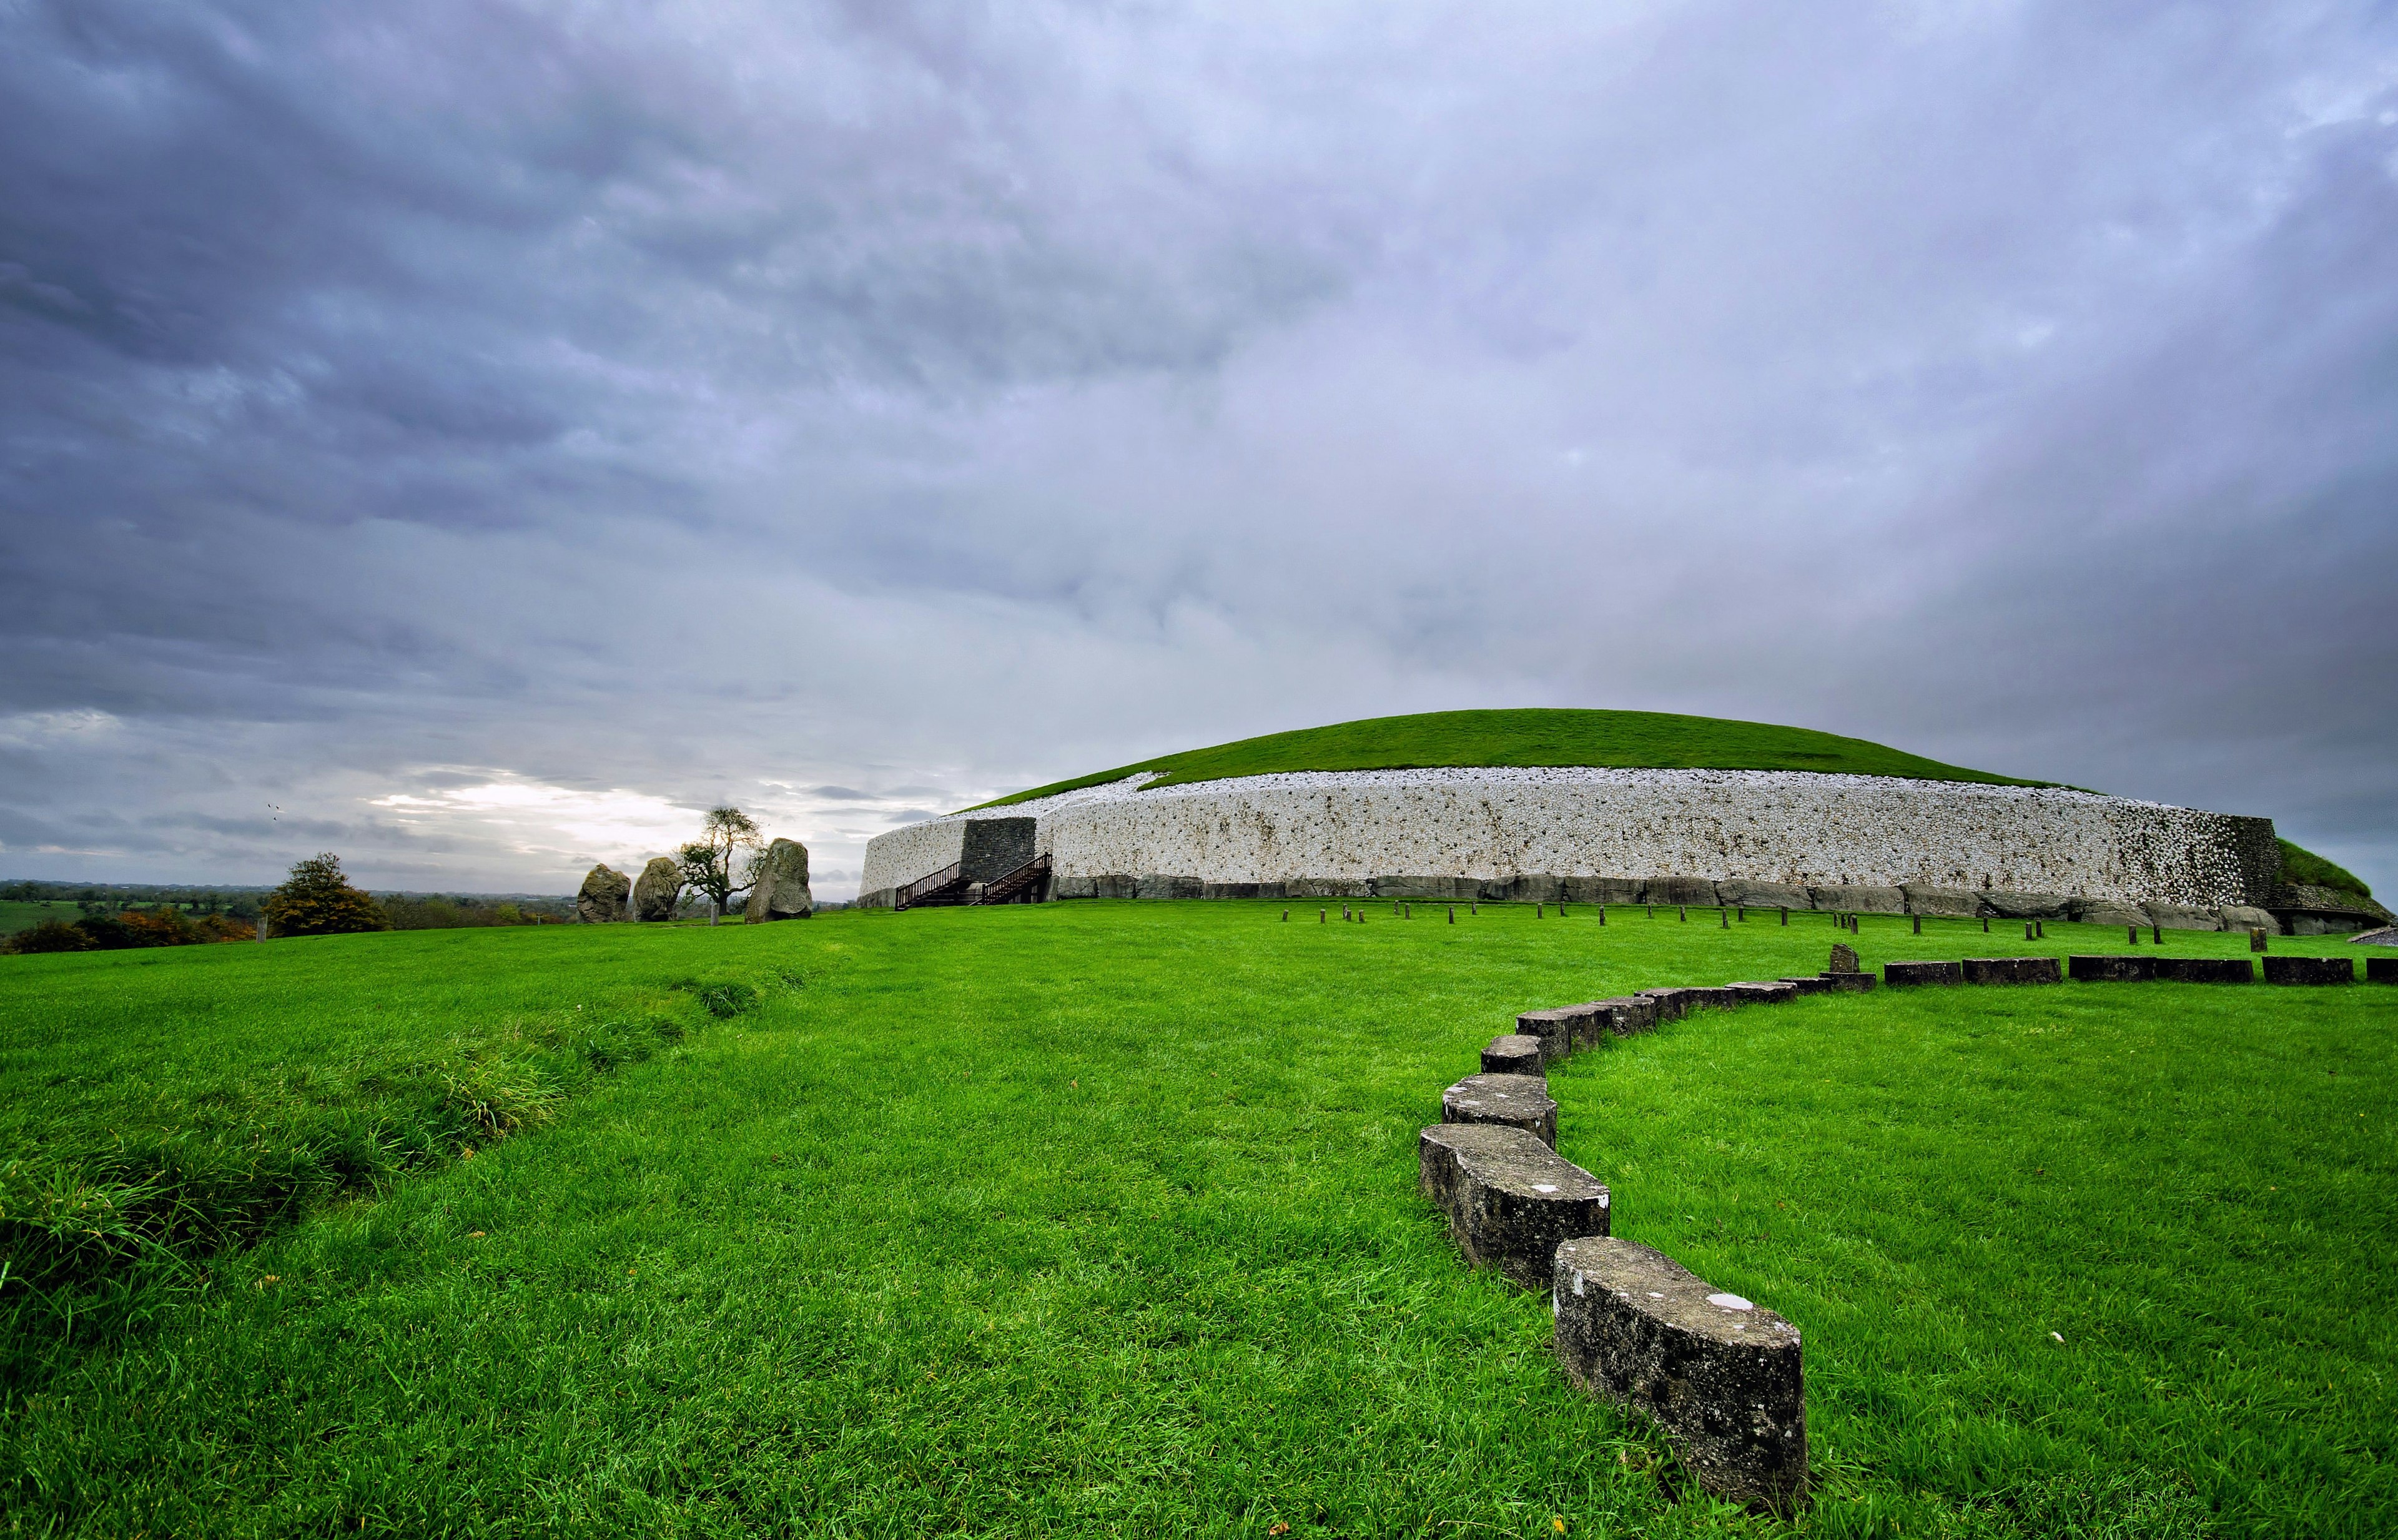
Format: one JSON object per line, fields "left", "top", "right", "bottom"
{"left": 0, "top": 901, "right": 77, "bottom": 937}
{"left": 1, "top": 905, "right": 2390, "bottom": 1537}
{"left": 974, "top": 708, "right": 2047, "bottom": 806}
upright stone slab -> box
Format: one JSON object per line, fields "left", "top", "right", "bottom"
{"left": 1716, "top": 880, "right": 1813, "bottom": 910}
{"left": 1482, "top": 1035, "right": 1546, "bottom": 1076}
{"left": 1883, "top": 960, "right": 1963, "bottom": 987}
{"left": 2153, "top": 957, "right": 2252, "bottom": 984}
{"left": 1900, "top": 885, "right": 1981, "bottom": 917}
{"left": 1553, "top": 1237, "right": 1807, "bottom": 1515}
{"left": 2069, "top": 954, "right": 2155, "bottom": 982}
{"left": 2263, "top": 955, "right": 2353, "bottom": 985}
{"left": 1419, "top": 1123, "right": 1610, "bottom": 1289}
{"left": 1983, "top": 891, "right": 2072, "bottom": 919}
{"left": 1562, "top": 877, "right": 1644, "bottom": 906}
{"left": 2219, "top": 905, "right": 2281, "bottom": 935}
{"left": 1441, "top": 1074, "right": 1559, "bottom": 1148}
{"left": 576, "top": 864, "right": 630, "bottom": 924}
{"left": 633, "top": 857, "right": 683, "bottom": 922}
{"left": 2144, "top": 901, "right": 2223, "bottom": 932}
{"left": 2070, "top": 898, "right": 2148, "bottom": 928}
{"left": 745, "top": 838, "right": 814, "bottom": 922}
{"left": 1826, "top": 942, "right": 1862, "bottom": 975}
{"left": 1960, "top": 957, "right": 2061, "bottom": 985}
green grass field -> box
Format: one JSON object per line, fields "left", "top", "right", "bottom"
{"left": 972, "top": 708, "right": 2050, "bottom": 807}
{"left": 0, "top": 900, "right": 76, "bottom": 936}
{"left": 1, "top": 906, "right": 2391, "bottom": 1537}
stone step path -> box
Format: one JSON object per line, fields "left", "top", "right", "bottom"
{"left": 1439, "top": 1072, "right": 1559, "bottom": 1147}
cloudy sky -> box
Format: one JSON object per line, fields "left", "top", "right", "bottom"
{"left": 4, "top": 1, "right": 2394, "bottom": 900}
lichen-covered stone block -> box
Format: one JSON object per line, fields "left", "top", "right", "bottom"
{"left": 2367, "top": 957, "right": 2398, "bottom": 983}
{"left": 1420, "top": 1123, "right": 1609, "bottom": 1289}
{"left": 1983, "top": 890, "right": 2072, "bottom": 919}
{"left": 1960, "top": 957, "right": 2061, "bottom": 985}
{"left": 1562, "top": 876, "right": 1645, "bottom": 905}
{"left": 1482, "top": 1034, "right": 1546, "bottom": 1076}
{"left": 1553, "top": 1236, "right": 1807, "bottom": 1514}
{"left": 2262, "top": 955, "right": 2353, "bottom": 985}
{"left": 1591, "top": 996, "right": 1659, "bottom": 1035}
{"left": 1723, "top": 981, "right": 1798, "bottom": 1005}
{"left": 1777, "top": 976, "right": 1835, "bottom": 995}
{"left": 1812, "top": 884, "right": 1906, "bottom": 914}
{"left": 1819, "top": 972, "right": 1877, "bottom": 992}
{"left": 2153, "top": 957, "right": 2252, "bottom": 984}
{"left": 1883, "top": 960, "right": 1963, "bottom": 987}
{"left": 1643, "top": 876, "right": 1720, "bottom": 907}
{"left": 2069, "top": 954, "right": 2154, "bottom": 982}
{"left": 1826, "top": 942, "right": 1861, "bottom": 974}
{"left": 1716, "top": 880, "right": 1813, "bottom": 909}
{"left": 1900, "top": 885, "right": 1981, "bottom": 917}
{"left": 1441, "top": 1073, "right": 1559, "bottom": 1147}
{"left": 2145, "top": 901, "right": 2225, "bottom": 932}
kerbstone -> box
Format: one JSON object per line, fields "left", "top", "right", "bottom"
{"left": 1901, "top": 885, "right": 1981, "bottom": 917}
{"left": 2071, "top": 898, "right": 2148, "bottom": 928}
{"left": 2262, "top": 955, "right": 2353, "bottom": 985}
{"left": 1883, "top": 960, "right": 1963, "bottom": 987}
{"left": 1960, "top": 957, "right": 2061, "bottom": 985}
{"left": 2069, "top": 954, "right": 2155, "bottom": 982}
{"left": 2144, "top": 901, "right": 2223, "bottom": 932}
{"left": 2218, "top": 905, "right": 2281, "bottom": 935}
{"left": 1590, "top": 996, "right": 1659, "bottom": 1036}
{"left": 1553, "top": 1236, "right": 1807, "bottom": 1514}
{"left": 1562, "top": 877, "right": 1644, "bottom": 905}
{"left": 1982, "top": 890, "right": 2072, "bottom": 919}
{"left": 1813, "top": 885, "right": 1905, "bottom": 914}
{"left": 1420, "top": 1123, "right": 1610, "bottom": 1290}
{"left": 1514, "top": 1007, "right": 1589, "bottom": 1063}
{"left": 1482, "top": 1035, "right": 1546, "bottom": 1076}
{"left": 2153, "top": 957, "right": 2252, "bottom": 984}
{"left": 1643, "top": 876, "right": 1720, "bottom": 907}
{"left": 1441, "top": 1073, "right": 1559, "bottom": 1148}
{"left": 1723, "top": 981, "right": 1799, "bottom": 1005}
{"left": 1716, "top": 880, "right": 1813, "bottom": 910}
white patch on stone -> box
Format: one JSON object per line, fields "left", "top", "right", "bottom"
{"left": 1708, "top": 1292, "right": 1755, "bottom": 1311}
{"left": 1532, "top": 1183, "right": 1559, "bottom": 1193}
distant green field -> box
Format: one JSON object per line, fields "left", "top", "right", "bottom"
{"left": 1, "top": 907, "right": 2390, "bottom": 1538}
{"left": 0, "top": 899, "right": 75, "bottom": 935}
{"left": 970, "top": 708, "right": 2048, "bottom": 808}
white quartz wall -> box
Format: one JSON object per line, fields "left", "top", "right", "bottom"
{"left": 861, "top": 768, "right": 2271, "bottom": 906}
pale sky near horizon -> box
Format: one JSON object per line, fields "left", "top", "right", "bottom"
{"left": 4, "top": 2, "right": 2395, "bottom": 900}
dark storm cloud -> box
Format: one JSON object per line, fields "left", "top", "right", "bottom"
{"left": 2, "top": 0, "right": 2393, "bottom": 895}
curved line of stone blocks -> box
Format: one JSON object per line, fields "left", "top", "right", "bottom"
{"left": 1418, "top": 940, "right": 2381, "bottom": 1513}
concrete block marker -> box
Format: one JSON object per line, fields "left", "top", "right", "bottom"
{"left": 1482, "top": 1035, "right": 1547, "bottom": 1076}
{"left": 1553, "top": 1237, "right": 1808, "bottom": 1515}
{"left": 1961, "top": 957, "right": 2062, "bottom": 985}
{"left": 1442, "top": 1073, "right": 1560, "bottom": 1148}
{"left": 2153, "top": 957, "right": 2252, "bottom": 984}
{"left": 1420, "top": 1123, "right": 1611, "bottom": 1290}
{"left": 2070, "top": 954, "right": 2156, "bottom": 982}
{"left": 2262, "top": 955, "right": 2353, "bottom": 985}
{"left": 1884, "top": 960, "right": 1963, "bottom": 987}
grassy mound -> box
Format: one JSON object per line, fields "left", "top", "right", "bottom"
{"left": 2279, "top": 837, "right": 2374, "bottom": 899}
{"left": 970, "top": 708, "right": 2045, "bottom": 809}
{"left": 4, "top": 911, "right": 2390, "bottom": 1536}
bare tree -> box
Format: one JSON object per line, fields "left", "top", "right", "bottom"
{"left": 676, "top": 806, "right": 762, "bottom": 925}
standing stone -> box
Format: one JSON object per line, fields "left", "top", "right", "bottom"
{"left": 1827, "top": 943, "right": 1861, "bottom": 975}
{"left": 745, "top": 837, "right": 815, "bottom": 922}
{"left": 633, "top": 857, "right": 683, "bottom": 922}
{"left": 576, "top": 864, "right": 630, "bottom": 924}
{"left": 1553, "top": 1236, "right": 1808, "bottom": 1514}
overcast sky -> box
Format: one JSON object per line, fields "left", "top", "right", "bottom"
{"left": 4, "top": 1, "right": 2394, "bottom": 900}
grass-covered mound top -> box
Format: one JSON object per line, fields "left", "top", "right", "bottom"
{"left": 972, "top": 708, "right": 2045, "bottom": 809}
{"left": 2279, "top": 837, "right": 2374, "bottom": 900}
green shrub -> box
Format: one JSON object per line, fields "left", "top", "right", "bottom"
{"left": 6, "top": 920, "right": 94, "bottom": 955}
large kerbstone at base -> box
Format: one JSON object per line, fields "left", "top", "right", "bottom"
{"left": 576, "top": 864, "right": 629, "bottom": 923}
{"left": 2070, "top": 954, "right": 2155, "bottom": 982}
{"left": 1717, "top": 880, "right": 1813, "bottom": 910}
{"left": 2263, "top": 955, "right": 2354, "bottom": 985}
{"left": 633, "top": 857, "right": 683, "bottom": 922}
{"left": 745, "top": 838, "right": 814, "bottom": 922}
{"left": 1644, "top": 877, "right": 1720, "bottom": 907}
{"left": 1553, "top": 1236, "right": 1808, "bottom": 1515}
{"left": 2144, "top": 901, "right": 2223, "bottom": 932}
{"left": 1374, "top": 875, "right": 1478, "bottom": 901}
{"left": 1884, "top": 960, "right": 1963, "bottom": 987}
{"left": 1482, "top": 1035, "right": 1546, "bottom": 1076}
{"left": 1420, "top": 1123, "right": 1610, "bottom": 1290}
{"left": 1902, "top": 885, "right": 1981, "bottom": 917}
{"left": 1484, "top": 874, "right": 1564, "bottom": 904}
{"left": 1983, "top": 890, "right": 2072, "bottom": 919}
{"left": 2154, "top": 957, "right": 2252, "bottom": 983}
{"left": 1813, "top": 885, "right": 1905, "bottom": 914}
{"left": 1441, "top": 1074, "right": 1559, "bottom": 1148}
{"left": 1515, "top": 1007, "right": 1593, "bottom": 1062}
{"left": 1563, "top": 877, "right": 1644, "bottom": 905}
{"left": 2219, "top": 905, "right": 2281, "bottom": 935}
{"left": 1961, "top": 957, "right": 2061, "bottom": 985}
{"left": 1136, "top": 875, "right": 1205, "bottom": 901}
{"left": 2071, "top": 898, "right": 2149, "bottom": 928}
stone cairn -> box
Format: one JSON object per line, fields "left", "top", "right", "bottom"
{"left": 1432, "top": 929, "right": 2373, "bottom": 1509}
